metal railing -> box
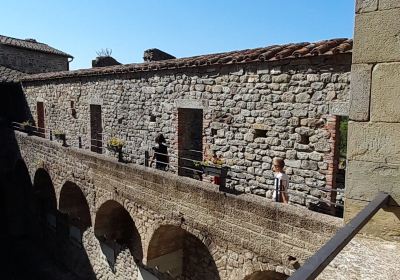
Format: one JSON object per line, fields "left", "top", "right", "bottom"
{"left": 11, "top": 120, "right": 344, "bottom": 212}
{"left": 288, "top": 192, "right": 390, "bottom": 280}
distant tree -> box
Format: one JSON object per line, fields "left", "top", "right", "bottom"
{"left": 96, "top": 48, "right": 112, "bottom": 57}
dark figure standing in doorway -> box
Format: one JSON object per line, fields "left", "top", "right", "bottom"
{"left": 151, "top": 133, "right": 169, "bottom": 171}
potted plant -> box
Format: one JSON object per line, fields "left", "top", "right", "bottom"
{"left": 107, "top": 137, "right": 125, "bottom": 162}
{"left": 195, "top": 152, "right": 225, "bottom": 176}
{"left": 20, "top": 120, "right": 33, "bottom": 135}
{"left": 54, "top": 130, "right": 67, "bottom": 146}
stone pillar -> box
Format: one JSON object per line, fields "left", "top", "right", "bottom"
{"left": 345, "top": 0, "right": 400, "bottom": 239}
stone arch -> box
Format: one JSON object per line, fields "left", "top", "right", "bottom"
{"left": 33, "top": 168, "right": 57, "bottom": 230}
{"left": 59, "top": 181, "right": 92, "bottom": 238}
{"left": 147, "top": 225, "right": 220, "bottom": 280}
{"left": 94, "top": 200, "right": 143, "bottom": 267}
{"left": 58, "top": 181, "right": 96, "bottom": 279}
{"left": 243, "top": 270, "right": 289, "bottom": 280}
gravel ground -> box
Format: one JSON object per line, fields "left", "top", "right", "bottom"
{"left": 318, "top": 235, "right": 400, "bottom": 280}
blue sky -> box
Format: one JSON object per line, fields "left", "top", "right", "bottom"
{"left": 1, "top": 0, "right": 355, "bottom": 70}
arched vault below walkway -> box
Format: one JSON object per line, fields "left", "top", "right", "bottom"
{"left": 147, "top": 225, "right": 220, "bottom": 280}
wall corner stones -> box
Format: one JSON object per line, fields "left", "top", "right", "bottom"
{"left": 356, "top": 0, "right": 378, "bottom": 14}
{"left": 349, "top": 64, "right": 372, "bottom": 121}
{"left": 353, "top": 8, "right": 400, "bottom": 64}
{"left": 379, "top": 0, "right": 400, "bottom": 10}
{"left": 346, "top": 0, "right": 400, "bottom": 241}
{"left": 371, "top": 62, "right": 400, "bottom": 122}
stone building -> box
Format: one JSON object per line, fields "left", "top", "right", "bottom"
{"left": 0, "top": 34, "right": 72, "bottom": 74}
{"left": 21, "top": 38, "right": 352, "bottom": 212}
{"left": 0, "top": 34, "right": 72, "bottom": 122}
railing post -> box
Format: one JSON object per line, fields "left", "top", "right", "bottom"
{"left": 274, "top": 177, "right": 280, "bottom": 202}
{"left": 219, "top": 166, "right": 228, "bottom": 191}
{"left": 145, "top": 151, "right": 149, "bottom": 167}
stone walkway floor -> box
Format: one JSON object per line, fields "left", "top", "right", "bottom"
{"left": 318, "top": 235, "right": 400, "bottom": 280}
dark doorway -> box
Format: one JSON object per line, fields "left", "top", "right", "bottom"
{"left": 90, "top": 104, "right": 102, "bottom": 153}
{"left": 178, "top": 108, "right": 203, "bottom": 178}
{"left": 37, "top": 102, "right": 45, "bottom": 138}
{"left": 335, "top": 116, "right": 348, "bottom": 217}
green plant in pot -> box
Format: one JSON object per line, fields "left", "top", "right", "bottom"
{"left": 54, "top": 130, "right": 67, "bottom": 146}
{"left": 20, "top": 120, "right": 33, "bottom": 135}
{"left": 107, "top": 137, "right": 125, "bottom": 162}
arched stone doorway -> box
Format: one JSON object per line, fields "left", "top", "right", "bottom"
{"left": 33, "top": 168, "right": 57, "bottom": 233}
{"left": 243, "top": 270, "right": 288, "bottom": 280}
{"left": 147, "top": 225, "right": 219, "bottom": 280}
{"left": 58, "top": 181, "right": 95, "bottom": 279}
{"left": 59, "top": 181, "right": 92, "bottom": 242}
{"left": 94, "top": 200, "right": 143, "bottom": 268}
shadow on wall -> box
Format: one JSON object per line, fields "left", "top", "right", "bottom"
{"left": 0, "top": 82, "right": 96, "bottom": 279}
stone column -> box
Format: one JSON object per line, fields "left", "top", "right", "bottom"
{"left": 346, "top": 0, "right": 400, "bottom": 239}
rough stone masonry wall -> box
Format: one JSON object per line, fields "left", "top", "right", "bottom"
{"left": 22, "top": 54, "right": 351, "bottom": 207}
{"left": 345, "top": 0, "right": 400, "bottom": 240}
{"left": 0, "top": 44, "right": 69, "bottom": 73}
{"left": 15, "top": 132, "right": 342, "bottom": 279}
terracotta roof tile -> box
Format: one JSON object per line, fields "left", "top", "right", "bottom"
{"left": 0, "top": 35, "right": 73, "bottom": 58}
{"left": 22, "top": 38, "right": 352, "bottom": 82}
{"left": 0, "top": 66, "right": 26, "bottom": 83}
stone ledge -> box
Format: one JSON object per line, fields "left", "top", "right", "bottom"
{"left": 329, "top": 101, "right": 349, "bottom": 116}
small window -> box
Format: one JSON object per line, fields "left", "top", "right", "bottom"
{"left": 70, "top": 101, "right": 77, "bottom": 118}
{"left": 299, "top": 134, "right": 309, "bottom": 144}
{"left": 254, "top": 129, "right": 267, "bottom": 138}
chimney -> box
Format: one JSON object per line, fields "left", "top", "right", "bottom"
{"left": 92, "top": 56, "right": 121, "bottom": 68}
{"left": 143, "top": 48, "right": 175, "bottom": 62}
{"left": 25, "top": 38, "right": 37, "bottom": 43}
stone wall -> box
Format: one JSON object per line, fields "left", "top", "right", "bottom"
{"left": 0, "top": 44, "right": 69, "bottom": 73}
{"left": 346, "top": 0, "right": 400, "bottom": 240}
{"left": 15, "top": 131, "right": 342, "bottom": 279}
{"left": 22, "top": 54, "right": 351, "bottom": 208}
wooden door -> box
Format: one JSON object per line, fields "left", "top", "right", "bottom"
{"left": 178, "top": 108, "right": 203, "bottom": 178}
{"left": 37, "top": 102, "right": 45, "bottom": 138}
{"left": 90, "top": 105, "right": 102, "bottom": 153}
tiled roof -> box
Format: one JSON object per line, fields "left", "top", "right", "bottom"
{"left": 23, "top": 38, "right": 352, "bottom": 82}
{"left": 0, "top": 35, "right": 73, "bottom": 58}
{"left": 0, "top": 66, "right": 26, "bottom": 83}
